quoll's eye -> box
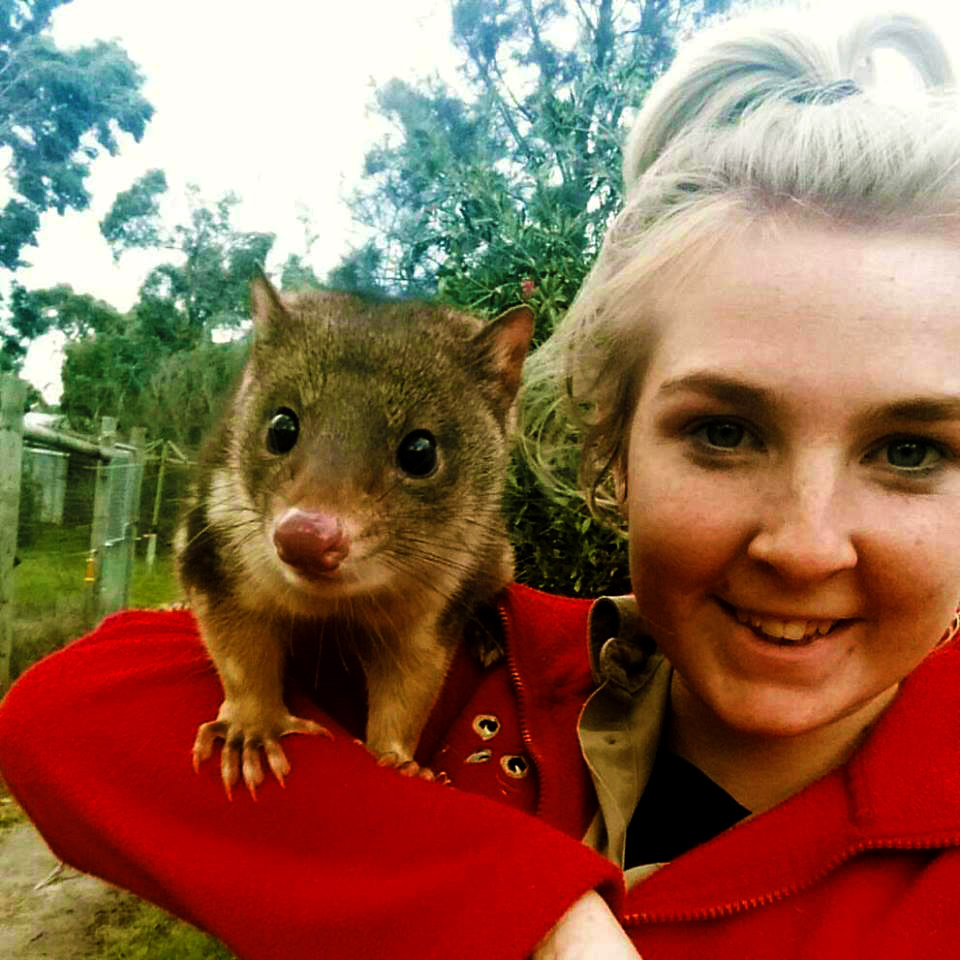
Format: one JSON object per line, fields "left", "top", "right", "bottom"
{"left": 397, "top": 429, "right": 438, "bottom": 477}
{"left": 266, "top": 408, "right": 299, "bottom": 455}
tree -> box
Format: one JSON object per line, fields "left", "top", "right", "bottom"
{"left": 135, "top": 337, "right": 248, "bottom": 450}
{"left": 278, "top": 253, "right": 323, "bottom": 292}
{"left": 0, "top": 0, "right": 153, "bottom": 269}
{"left": 341, "top": 0, "right": 731, "bottom": 325}
{"left": 0, "top": 281, "right": 121, "bottom": 373}
{"left": 101, "top": 174, "right": 276, "bottom": 346}
{"left": 333, "top": 0, "right": 734, "bottom": 596}
{"left": 50, "top": 179, "right": 277, "bottom": 439}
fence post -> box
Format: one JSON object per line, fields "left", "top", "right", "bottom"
{"left": 0, "top": 375, "right": 26, "bottom": 694}
{"left": 85, "top": 417, "right": 117, "bottom": 626}
{"left": 146, "top": 439, "right": 168, "bottom": 569}
{"left": 126, "top": 427, "right": 147, "bottom": 596}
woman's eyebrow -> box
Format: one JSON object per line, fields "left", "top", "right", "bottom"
{"left": 656, "top": 372, "right": 779, "bottom": 411}
{"left": 860, "top": 397, "right": 960, "bottom": 425}
{"left": 657, "top": 373, "right": 960, "bottom": 425}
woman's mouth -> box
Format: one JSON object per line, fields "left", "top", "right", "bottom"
{"left": 717, "top": 599, "right": 849, "bottom": 646}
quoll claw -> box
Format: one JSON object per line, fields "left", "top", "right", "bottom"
{"left": 374, "top": 751, "right": 441, "bottom": 782}
{"left": 192, "top": 710, "right": 332, "bottom": 800}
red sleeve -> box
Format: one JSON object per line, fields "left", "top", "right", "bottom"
{"left": 0, "top": 611, "right": 619, "bottom": 960}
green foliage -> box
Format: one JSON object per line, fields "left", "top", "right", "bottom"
{"left": 507, "top": 456, "right": 632, "bottom": 596}
{"left": 60, "top": 320, "right": 150, "bottom": 433}
{"left": 52, "top": 183, "right": 276, "bottom": 441}
{"left": 339, "top": 0, "right": 732, "bottom": 314}
{"left": 1, "top": 281, "right": 122, "bottom": 372}
{"left": 100, "top": 168, "right": 169, "bottom": 256}
{"left": 279, "top": 252, "right": 323, "bottom": 291}
{"left": 0, "top": 0, "right": 153, "bottom": 270}
{"left": 10, "top": 524, "right": 89, "bottom": 679}
{"left": 334, "top": 0, "right": 733, "bottom": 596}
{"left": 0, "top": 789, "right": 27, "bottom": 832}
{"left": 101, "top": 179, "right": 276, "bottom": 342}
{"left": 90, "top": 897, "right": 234, "bottom": 960}
{"left": 326, "top": 241, "right": 385, "bottom": 296}
{"left": 128, "top": 549, "right": 180, "bottom": 609}
{"left": 135, "top": 338, "right": 249, "bottom": 450}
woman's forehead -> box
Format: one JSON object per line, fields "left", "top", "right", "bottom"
{"left": 640, "top": 218, "right": 960, "bottom": 396}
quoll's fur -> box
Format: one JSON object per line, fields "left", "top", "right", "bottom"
{"left": 178, "top": 276, "right": 533, "bottom": 797}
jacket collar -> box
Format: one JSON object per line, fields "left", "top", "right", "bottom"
{"left": 625, "top": 640, "right": 960, "bottom": 919}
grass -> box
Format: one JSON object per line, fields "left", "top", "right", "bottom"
{"left": 90, "top": 899, "right": 235, "bottom": 960}
{"left": 13, "top": 524, "right": 91, "bottom": 617}
{"left": 10, "top": 525, "right": 182, "bottom": 680}
{"left": 0, "top": 777, "right": 26, "bottom": 832}
{"left": 7, "top": 535, "right": 230, "bottom": 959}
{"left": 128, "top": 548, "right": 181, "bottom": 609}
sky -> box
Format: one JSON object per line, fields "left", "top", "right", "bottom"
{"left": 19, "top": 0, "right": 461, "bottom": 399}
{"left": 15, "top": 0, "right": 960, "bottom": 401}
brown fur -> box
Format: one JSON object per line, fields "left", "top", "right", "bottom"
{"left": 178, "top": 276, "right": 533, "bottom": 796}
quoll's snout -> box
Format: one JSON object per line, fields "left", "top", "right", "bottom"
{"left": 273, "top": 508, "right": 351, "bottom": 576}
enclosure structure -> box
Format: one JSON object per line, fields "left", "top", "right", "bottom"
{"left": 0, "top": 374, "right": 147, "bottom": 693}
{"left": 0, "top": 377, "right": 25, "bottom": 694}
{"left": 22, "top": 445, "right": 68, "bottom": 524}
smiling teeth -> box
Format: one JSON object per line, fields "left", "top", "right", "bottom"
{"left": 734, "top": 608, "right": 837, "bottom": 641}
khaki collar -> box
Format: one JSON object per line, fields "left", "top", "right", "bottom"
{"left": 588, "top": 595, "right": 658, "bottom": 697}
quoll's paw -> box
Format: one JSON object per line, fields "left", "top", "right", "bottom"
{"left": 193, "top": 704, "right": 332, "bottom": 800}
{"left": 371, "top": 749, "right": 449, "bottom": 784}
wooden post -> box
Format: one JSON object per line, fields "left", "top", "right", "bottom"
{"left": 125, "top": 427, "right": 147, "bottom": 599}
{"left": 146, "top": 439, "right": 167, "bottom": 569}
{"left": 86, "top": 417, "right": 117, "bottom": 626}
{"left": 0, "top": 376, "right": 26, "bottom": 694}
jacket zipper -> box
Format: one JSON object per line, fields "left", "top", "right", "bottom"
{"left": 498, "top": 604, "right": 550, "bottom": 820}
{"left": 622, "top": 833, "right": 960, "bottom": 924}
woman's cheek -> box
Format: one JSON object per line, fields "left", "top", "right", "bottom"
{"left": 627, "top": 474, "right": 752, "bottom": 602}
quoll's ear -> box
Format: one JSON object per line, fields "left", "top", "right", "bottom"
{"left": 473, "top": 304, "right": 535, "bottom": 402}
{"left": 250, "top": 268, "right": 288, "bottom": 341}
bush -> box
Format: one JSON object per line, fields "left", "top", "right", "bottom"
{"left": 506, "top": 455, "right": 631, "bottom": 598}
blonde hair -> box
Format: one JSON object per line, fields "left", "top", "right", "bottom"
{"left": 523, "top": 9, "right": 959, "bottom": 525}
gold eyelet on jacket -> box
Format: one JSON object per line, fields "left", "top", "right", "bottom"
{"left": 472, "top": 714, "right": 501, "bottom": 740}
{"left": 500, "top": 754, "right": 530, "bottom": 779}
{"left": 465, "top": 749, "right": 493, "bottom": 764}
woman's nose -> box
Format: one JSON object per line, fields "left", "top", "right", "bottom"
{"left": 746, "top": 463, "right": 858, "bottom": 583}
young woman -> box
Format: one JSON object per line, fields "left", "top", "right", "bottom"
{"left": 4, "top": 9, "right": 960, "bottom": 959}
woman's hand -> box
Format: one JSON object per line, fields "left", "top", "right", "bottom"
{"left": 531, "top": 890, "right": 642, "bottom": 959}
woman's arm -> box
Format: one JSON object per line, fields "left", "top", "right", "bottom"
{"left": 0, "top": 610, "right": 620, "bottom": 960}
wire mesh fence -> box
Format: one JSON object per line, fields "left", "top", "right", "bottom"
{"left": 2, "top": 377, "right": 194, "bottom": 688}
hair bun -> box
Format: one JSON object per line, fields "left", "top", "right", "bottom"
{"left": 623, "top": 11, "right": 955, "bottom": 194}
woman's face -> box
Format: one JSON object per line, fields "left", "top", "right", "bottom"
{"left": 625, "top": 218, "right": 960, "bottom": 739}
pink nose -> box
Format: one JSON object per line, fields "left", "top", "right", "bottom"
{"left": 273, "top": 509, "right": 350, "bottom": 575}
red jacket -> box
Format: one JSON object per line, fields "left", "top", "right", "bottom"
{"left": 2, "top": 582, "right": 960, "bottom": 959}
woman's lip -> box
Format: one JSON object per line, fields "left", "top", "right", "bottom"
{"left": 714, "top": 597, "right": 857, "bottom": 644}
{"left": 715, "top": 597, "right": 856, "bottom": 624}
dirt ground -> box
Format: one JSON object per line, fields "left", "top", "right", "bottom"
{"left": 0, "top": 818, "right": 136, "bottom": 959}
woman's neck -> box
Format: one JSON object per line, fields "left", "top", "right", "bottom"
{"left": 664, "top": 675, "right": 898, "bottom": 815}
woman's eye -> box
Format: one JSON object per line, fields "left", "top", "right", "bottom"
{"left": 693, "top": 419, "right": 749, "bottom": 450}
{"left": 883, "top": 438, "right": 943, "bottom": 472}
